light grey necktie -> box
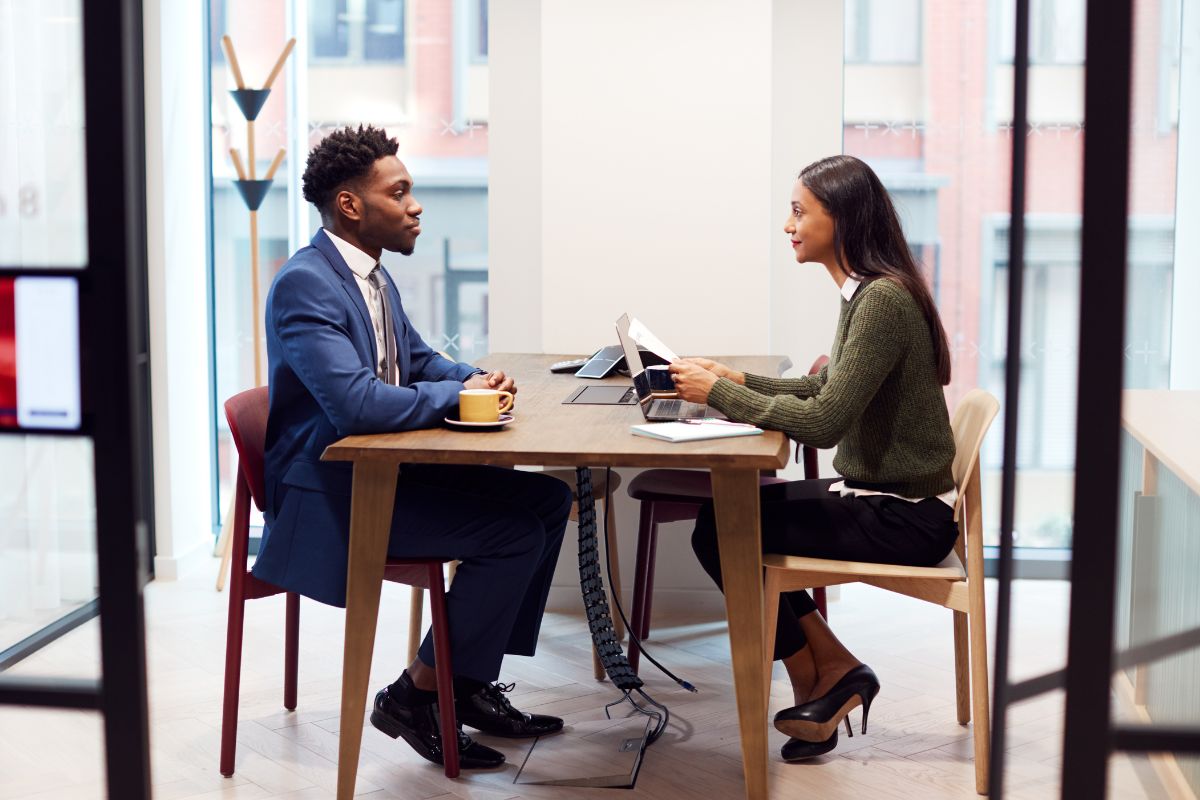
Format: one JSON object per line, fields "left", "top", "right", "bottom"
{"left": 367, "top": 265, "right": 398, "bottom": 385}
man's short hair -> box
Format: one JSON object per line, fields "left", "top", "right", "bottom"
{"left": 301, "top": 124, "right": 400, "bottom": 214}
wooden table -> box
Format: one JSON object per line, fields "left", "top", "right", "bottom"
{"left": 323, "top": 353, "right": 791, "bottom": 800}
{"left": 1120, "top": 390, "right": 1200, "bottom": 712}
{"left": 1122, "top": 390, "right": 1200, "bottom": 497}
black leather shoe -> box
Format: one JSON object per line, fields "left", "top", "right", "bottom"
{"left": 370, "top": 687, "right": 505, "bottom": 769}
{"left": 455, "top": 681, "right": 564, "bottom": 738}
{"left": 774, "top": 663, "right": 880, "bottom": 742}
{"left": 781, "top": 731, "right": 838, "bottom": 762}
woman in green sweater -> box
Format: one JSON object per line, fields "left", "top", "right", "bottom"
{"left": 668, "top": 154, "right": 959, "bottom": 762}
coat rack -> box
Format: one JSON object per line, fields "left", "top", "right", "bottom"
{"left": 220, "top": 33, "right": 295, "bottom": 388}
{"left": 215, "top": 35, "right": 295, "bottom": 592}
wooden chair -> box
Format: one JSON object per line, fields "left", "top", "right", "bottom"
{"left": 762, "top": 388, "right": 999, "bottom": 794}
{"left": 406, "top": 469, "right": 625, "bottom": 682}
{"left": 220, "top": 387, "right": 462, "bottom": 778}
{"left": 624, "top": 356, "right": 831, "bottom": 675}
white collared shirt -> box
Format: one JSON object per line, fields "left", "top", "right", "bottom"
{"left": 324, "top": 228, "right": 395, "bottom": 384}
{"left": 840, "top": 274, "right": 862, "bottom": 302}
{"left": 827, "top": 272, "right": 957, "bottom": 509}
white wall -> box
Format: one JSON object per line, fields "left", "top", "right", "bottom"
{"left": 491, "top": 0, "right": 844, "bottom": 609}
{"left": 144, "top": 0, "right": 215, "bottom": 579}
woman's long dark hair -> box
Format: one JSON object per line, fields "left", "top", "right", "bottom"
{"left": 799, "top": 154, "right": 952, "bottom": 386}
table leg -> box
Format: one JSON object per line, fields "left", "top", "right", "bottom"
{"left": 338, "top": 462, "right": 399, "bottom": 800}
{"left": 711, "top": 468, "right": 768, "bottom": 800}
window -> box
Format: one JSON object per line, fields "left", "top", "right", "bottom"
{"left": 1158, "top": 0, "right": 1183, "bottom": 132}
{"left": 845, "top": 0, "right": 1090, "bottom": 549}
{"left": 998, "top": 0, "right": 1086, "bottom": 64}
{"left": 207, "top": 0, "right": 489, "bottom": 533}
{"left": 846, "top": 0, "right": 1183, "bottom": 553}
{"left": 310, "top": 0, "right": 406, "bottom": 63}
{"left": 845, "top": 0, "right": 922, "bottom": 64}
{"left": 0, "top": 0, "right": 97, "bottom": 661}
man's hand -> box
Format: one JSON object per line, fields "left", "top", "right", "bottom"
{"left": 680, "top": 357, "right": 745, "bottom": 385}
{"left": 668, "top": 360, "right": 720, "bottom": 404}
{"left": 463, "top": 370, "right": 518, "bottom": 395}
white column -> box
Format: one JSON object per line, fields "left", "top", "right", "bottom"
{"left": 144, "top": 0, "right": 216, "bottom": 579}
{"left": 490, "top": 0, "right": 844, "bottom": 604}
{"left": 487, "top": 0, "right": 543, "bottom": 352}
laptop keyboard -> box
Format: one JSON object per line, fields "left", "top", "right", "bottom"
{"left": 650, "top": 399, "right": 707, "bottom": 419}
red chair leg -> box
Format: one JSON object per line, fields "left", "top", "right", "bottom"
{"left": 284, "top": 592, "right": 300, "bottom": 711}
{"left": 220, "top": 477, "right": 251, "bottom": 777}
{"left": 814, "top": 587, "right": 828, "bottom": 620}
{"left": 628, "top": 501, "right": 656, "bottom": 674}
{"left": 426, "top": 563, "right": 459, "bottom": 779}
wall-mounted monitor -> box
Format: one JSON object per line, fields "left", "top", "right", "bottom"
{"left": 0, "top": 276, "right": 81, "bottom": 430}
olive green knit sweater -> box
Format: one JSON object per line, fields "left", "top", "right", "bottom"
{"left": 706, "top": 278, "right": 956, "bottom": 498}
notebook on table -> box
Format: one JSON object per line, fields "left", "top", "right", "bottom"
{"left": 630, "top": 420, "right": 763, "bottom": 443}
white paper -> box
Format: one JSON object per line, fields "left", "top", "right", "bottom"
{"left": 627, "top": 317, "right": 679, "bottom": 363}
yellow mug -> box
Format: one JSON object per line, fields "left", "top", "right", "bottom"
{"left": 459, "top": 388, "right": 514, "bottom": 423}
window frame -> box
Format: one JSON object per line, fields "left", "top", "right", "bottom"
{"left": 844, "top": 0, "right": 924, "bottom": 66}
{"left": 308, "top": 0, "right": 408, "bottom": 66}
{"left": 469, "top": 0, "right": 487, "bottom": 64}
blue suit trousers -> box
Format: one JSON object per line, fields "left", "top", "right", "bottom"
{"left": 387, "top": 464, "right": 573, "bottom": 683}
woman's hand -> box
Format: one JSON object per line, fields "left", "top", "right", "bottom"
{"left": 668, "top": 360, "right": 720, "bottom": 403}
{"left": 680, "top": 357, "right": 745, "bottom": 385}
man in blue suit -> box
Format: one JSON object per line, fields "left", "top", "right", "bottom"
{"left": 256, "top": 125, "right": 572, "bottom": 769}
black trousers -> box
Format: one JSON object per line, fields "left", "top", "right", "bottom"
{"left": 691, "top": 477, "right": 959, "bottom": 661}
{"left": 385, "top": 464, "right": 572, "bottom": 683}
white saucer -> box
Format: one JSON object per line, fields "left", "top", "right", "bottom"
{"left": 444, "top": 413, "right": 515, "bottom": 430}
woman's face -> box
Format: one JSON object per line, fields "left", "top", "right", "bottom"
{"left": 784, "top": 181, "right": 835, "bottom": 265}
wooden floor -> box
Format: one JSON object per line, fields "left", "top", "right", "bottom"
{"left": 0, "top": 569, "right": 1172, "bottom": 799}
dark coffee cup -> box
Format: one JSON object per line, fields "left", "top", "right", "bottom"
{"left": 645, "top": 365, "right": 675, "bottom": 393}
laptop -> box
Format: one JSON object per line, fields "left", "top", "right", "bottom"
{"left": 615, "top": 313, "right": 713, "bottom": 422}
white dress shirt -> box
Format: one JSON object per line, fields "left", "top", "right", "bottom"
{"left": 324, "top": 228, "right": 396, "bottom": 384}
{"left": 826, "top": 274, "right": 958, "bottom": 509}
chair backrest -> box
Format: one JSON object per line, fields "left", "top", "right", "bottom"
{"left": 949, "top": 389, "right": 1000, "bottom": 523}
{"left": 223, "top": 386, "right": 270, "bottom": 513}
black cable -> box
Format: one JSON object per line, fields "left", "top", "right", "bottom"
{"left": 601, "top": 467, "right": 697, "bottom": 694}
{"left": 575, "top": 467, "right": 643, "bottom": 691}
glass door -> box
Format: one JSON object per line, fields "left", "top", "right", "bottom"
{"left": 0, "top": 0, "right": 98, "bottom": 668}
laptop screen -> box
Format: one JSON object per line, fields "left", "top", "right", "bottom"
{"left": 615, "top": 314, "right": 654, "bottom": 409}
{"left": 615, "top": 313, "right": 644, "bottom": 378}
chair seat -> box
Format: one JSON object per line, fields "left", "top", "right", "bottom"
{"left": 384, "top": 558, "right": 454, "bottom": 589}
{"left": 763, "top": 549, "right": 966, "bottom": 581}
{"left": 627, "top": 468, "right": 788, "bottom": 504}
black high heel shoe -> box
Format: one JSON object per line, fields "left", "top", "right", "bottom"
{"left": 773, "top": 664, "right": 880, "bottom": 742}
{"left": 781, "top": 729, "right": 839, "bottom": 762}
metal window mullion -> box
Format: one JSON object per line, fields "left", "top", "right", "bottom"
{"left": 1060, "top": 0, "right": 1135, "bottom": 795}
{"left": 1112, "top": 724, "right": 1200, "bottom": 753}
{"left": 0, "top": 677, "right": 102, "bottom": 710}
{"left": 81, "top": 0, "right": 153, "bottom": 797}
{"left": 988, "top": 0, "right": 1032, "bottom": 794}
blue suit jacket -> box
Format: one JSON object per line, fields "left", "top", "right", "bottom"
{"left": 253, "top": 229, "right": 481, "bottom": 607}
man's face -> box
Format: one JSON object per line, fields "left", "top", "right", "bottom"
{"left": 354, "top": 155, "right": 423, "bottom": 256}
